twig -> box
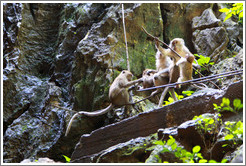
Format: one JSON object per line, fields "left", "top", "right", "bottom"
{"left": 122, "top": 4, "right": 130, "bottom": 71}
{"left": 194, "top": 68, "right": 220, "bottom": 89}
{"left": 138, "top": 70, "right": 243, "bottom": 92}
{"left": 141, "top": 26, "right": 181, "bottom": 58}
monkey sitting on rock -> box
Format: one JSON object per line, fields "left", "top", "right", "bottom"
{"left": 53, "top": 70, "right": 143, "bottom": 136}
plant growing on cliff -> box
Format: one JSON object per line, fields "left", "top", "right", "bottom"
{"left": 193, "top": 113, "right": 222, "bottom": 159}
{"left": 62, "top": 155, "right": 71, "bottom": 163}
{"left": 213, "top": 98, "right": 243, "bottom": 113}
{"left": 221, "top": 121, "right": 243, "bottom": 148}
{"left": 194, "top": 54, "right": 214, "bottom": 73}
{"left": 219, "top": 3, "right": 243, "bottom": 24}
{"left": 163, "top": 91, "right": 194, "bottom": 106}
{"left": 147, "top": 136, "right": 226, "bottom": 163}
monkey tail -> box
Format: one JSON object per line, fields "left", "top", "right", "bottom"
{"left": 65, "top": 112, "right": 80, "bottom": 137}
{"left": 65, "top": 104, "right": 114, "bottom": 136}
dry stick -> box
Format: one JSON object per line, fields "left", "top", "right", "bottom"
{"left": 141, "top": 26, "right": 181, "bottom": 58}
{"left": 122, "top": 4, "right": 130, "bottom": 71}
{"left": 141, "top": 26, "right": 220, "bottom": 89}
{"left": 138, "top": 70, "right": 243, "bottom": 92}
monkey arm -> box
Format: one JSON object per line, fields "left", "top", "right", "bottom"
{"left": 122, "top": 78, "right": 143, "bottom": 88}
{"left": 146, "top": 69, "right": 157, "bottom": 75}
{"left": 157, "top": 68, "right": 169, "bottom": 75}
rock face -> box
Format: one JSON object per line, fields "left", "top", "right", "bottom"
{"left": 71, "top": 81, "right": 243, "bottom": 162}
{"left": 3, "top": 2, "right": 243, "bottom": 163}
{"left": 160, "top": 3, "right": 211, "bottom": 52}
{"left": 192, "top": 5, "right": 243, "bottom": 63}
{"left": 2, "top": 3, "right": 162, "bottom": 163}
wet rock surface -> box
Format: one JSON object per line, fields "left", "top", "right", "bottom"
{"left": 3, "top": 3, "right": 243, "bottom": 163}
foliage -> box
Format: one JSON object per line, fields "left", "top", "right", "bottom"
{"left": 62, "top": 155, "right": 71, "bottom": 163}
{"left": 163, "top": 90, "right": 194, "bottom": 106}
{"left": 193, "top": 114, "right": 222, "bottom": 136}
{"left": 182, "top": 90, "right": 194, "bottom": 97}
{"left": 194, "top": 54, "right": 214, "bottom": 73}
{"left": 163, "top": 92, "right": 183, "bottom": 106}
{"left": 147, "top": 136, "right": 226, "bottom": 163}
{"left": 213, "top": 98, "right": 243, "bottom": 113}
{"left": 222, "top": 121, "right": 243, "bottom": 147}
{"left": 193, "top": 113, "right": 222, "bottom": 159}
{"left": 219, "top": 3, "right": 243, "bottom": 24}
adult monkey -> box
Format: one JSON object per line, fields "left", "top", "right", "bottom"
{"left": 53, "top": 70, "right": 143, "bottom": 136}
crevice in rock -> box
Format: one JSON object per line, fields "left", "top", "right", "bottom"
{"left": 4, "top": 102, "right": 31, "bottom": 135}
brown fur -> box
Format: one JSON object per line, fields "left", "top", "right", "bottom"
{"left": 176, "top": 54, "right": 195, "bottom": 86}
{"left": 142, "top": 69, "right": 156, "bottom": 89}
{"left": 53, "top": 70, "right": 142, "bottom": 136}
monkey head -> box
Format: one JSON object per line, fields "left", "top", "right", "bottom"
{"left": 143, "top": 69, "right": 156, "bottom": 77}
{"left": 122, "top": 70, "right": 133, "bottom": 81}
{"left": 170, "top": 38, "right": 185, "bottom": 50}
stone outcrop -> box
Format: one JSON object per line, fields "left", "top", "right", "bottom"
{"left": 71, "top": 81, "right": 243, "bottom": 162}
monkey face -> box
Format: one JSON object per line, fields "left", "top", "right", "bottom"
{"left": 122, "top": 70, "right": 133, "bottom": 81}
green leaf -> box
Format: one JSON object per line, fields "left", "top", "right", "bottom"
{"left": 221, "top": 159, "right": 228, "bottom": 163}
{"left": 199, "top": 159, "right": 208, "bottom": 163}
{"left": 146, "top": 146, "right": 157, "bottom": 151}
{"left": 62, "top": 155, "right": 71, "bottom": 163}
{"left": 167, "top": 138, "right": 175, "bottom": 146}
{"left": 222, "top": 98, "right": 230, "bottom": 106}
{"left": 209, "top": 159, "right": 217, "bottom": 163}
{"left": 208, "top": 119, "right": 215, "bottom": 124}
{"left": 154, "top": 140, "right": 165, "bottom": 146}
{"left": 233, "top": 98, "right": 241, "bottom": 108}
{"left": 171, "top": 143, "right": 177, "bottom": 150}
{"left": 219, "top": 8, "right": 230, "bottom": 13}
{"left": 224, "top": 13, "right": 233, "bottom": 22}
{"left": 197, "top": 153, "right": 203, "bottom": 159}
{"left": 224, "top": 134, "right": 234, "bottom": 140}
{"left": 192, "top": 145, "right": 201, "bottom": 153}
{"left": 222, "top": 144, "right": 228, "bottom": 147}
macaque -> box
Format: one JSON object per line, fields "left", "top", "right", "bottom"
{"left": 142, "top": 69, "right": 157, "bottom": 89}
{"left": 54, "top": 70, "right": 142, "bottom": 136}
{"left": 149, "top": 40, "right": 172, "bottom": 97}
{"left": 169, "top": 38, "right": 200, "bottom": 69}
{"left": 176, "top": 54, "right": 195, "bottom": 88}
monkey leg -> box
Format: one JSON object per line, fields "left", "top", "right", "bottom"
{"left": 158, "top": 87, "right": 170, "bottom": 108}
{"left": 123, "top": 78, "right": 143, "bottom": 88}
{"left": 170, "top": 88, "right": 178, "bottom": 101}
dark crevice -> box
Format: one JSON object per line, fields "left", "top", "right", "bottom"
{"left": 159, "top": 4, "right": 169, "bottom": 45}
{"left": 4, "top": 102, "right": 31, "bottom": 135}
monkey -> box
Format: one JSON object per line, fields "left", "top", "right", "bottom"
{"left": 176, "top": 53, "right": 195, "bottom": 89}
{"left": 148, "top": 39, "right": 172, "bottom": 97}
{"left": 169, "top": 38, "right": 201, "bottom": 69}
{"left": 157, "top": 57, "right": 179, "bottom": 107}
{"left": 53, "top": 70, "right": 143, "bottom": 136}
{"left": 148, "top": 39, "right": 179, "bottom": 107}
{"left": 142, "top": 69, "right": 157, "bottom": 89}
